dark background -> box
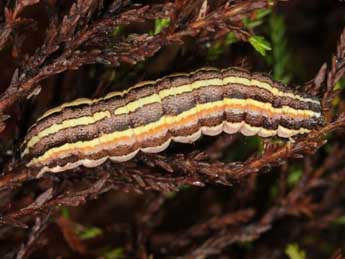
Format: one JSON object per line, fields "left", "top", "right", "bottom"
{"left": 0, "top": 0, "right": 345, "bottom": 258}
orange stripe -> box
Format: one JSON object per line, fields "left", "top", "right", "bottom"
{"left": 36, "top": 103, "right": 311, "bottom": 165}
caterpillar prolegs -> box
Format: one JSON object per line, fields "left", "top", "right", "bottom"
{"left": 21, "top": 67, "right": 323, "bottom": 176}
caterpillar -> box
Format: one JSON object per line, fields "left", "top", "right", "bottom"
{"left": 21, "top": 67, "right": 323, "bottom": 177}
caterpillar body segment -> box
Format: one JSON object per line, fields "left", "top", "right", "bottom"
{"left": 21, "top": 67, "right": 323, "bottom": 176}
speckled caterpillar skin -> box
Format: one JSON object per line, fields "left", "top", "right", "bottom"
{"left": 21, "top": 67, "right": 323, "bottom": 176}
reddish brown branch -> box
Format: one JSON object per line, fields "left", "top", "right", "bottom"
{"left": 0, "top": 0, "right": 269, "bottom": 124}
{"left": 0, "top": 0, "right": 40, "bottom": 50}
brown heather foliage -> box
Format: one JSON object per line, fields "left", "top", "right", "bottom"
{"left": 0, "top": 0, "right": 345, "bottom": 258}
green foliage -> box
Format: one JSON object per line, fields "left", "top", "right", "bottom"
{"left": 111, "top": 26, "right": 123, "bottom": 37}
{"left": 165, "top": 184, "right": 192, "bottom": 198}
{"left": 152, "top": 18, "right": 170, "bottom": 35}
{"left": 249, "top": 35, "right": 272, "bottom": 56}
{"left": 78, "top": 226, "right": 103, "bottom": 240}
{"left": 207, "top": 8, "right": 272, "bottom": 59}
{"left": 225, "top": 136, "right": 263, "bottom": 162}
{"left": 61, "top": 207, "right": 103, "bottom": 240}
{"left": 164, "top": 191, "right": 176, "bottom": 198}
{"left": 244, "top": 136, "right": 262, "bottom": 154}
{"left": 267, "top": 13, "right": 292, "bottom": 83}
{"left": 103, "top": 247, "right": 125, "bottom": 259}
{"left": 224, "top": 32, "right": 237, "bottom": 45}
{"left": 269, "top": 183, "right": 279, "bottom": 199}
{"left": 243, "top": 8, "right": 272, "bottom": 57}
{"left": 333, "top": 216, "right": 345, "bottom": 225}
{"left": 207, "top": 41, "right": 224, "bottom": 61}
{"left": 207, "top": 32, "right": 237, "bottom": 60}
{"left": 243, "top": 8, "right": 271, "bottom": 29}
{"left": 285, "top": 243, "right": 306, "bottom": 259}
{"left": 269, "top": 165, "right": 302, "bottom": 201}
{"left": 61, "top": 207, "right": 70, "bottom": 219}
{"left": 287, "top": 166, "right": 303, "bottom": 187}
{"left": 334, "top": 78, "right": 345, "bottom": 90}
{"left": 256, "top": 9, "right": 272, "bottom": 19}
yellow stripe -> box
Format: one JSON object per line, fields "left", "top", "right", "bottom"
{"left": 114, "top": 77, "right": 319, "bottom": 116}
{"left": 223, "top": 98, "right": 317, "bottom": 117}
{"left": 29, "top": 104, "right": 216, "bottom": 166}
{"left": 114, "top": 94, "right": 161, "bottom": 115}
{"left": 222, "top": 76, "right": 319, "bottom": 104}
{"left": 36, "top": 98, "right": 93, "bottom": 121}
{"left": 33, "top": 78, "right": 225, "bottom": 136}
{"left": 36, "top": 123, "right": 310, "bottom": 175}
{"left": 160, "top": 78, "right": 223, "bottom": 98}
{"left": 36, "top": 73, "right": 319, "bottom": 122}
{"left": 28, "top": 116, "right": 166, "bottom": 167}
{"left": 36, "top": 80, "right": 157, "bottom": 122}
{"left": 25, "top": 94, "right": 320, "bottom": 158}
{"left": 29, "top": 76, "right": 320, "bottom": 156}
{"left": 28, "top": 98, "right": 314, "bottom": 167}
{"left": 103, "top": 80, "right": 156, "bottom": 100}
{"left": 113, "top": 83, "right": 318, "bottom": 116}
{"left": 23, "top": 111, "right": 111, "bottom": 156}
{"left": 113, "top": 78, "right": 223, "bottom": 115}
